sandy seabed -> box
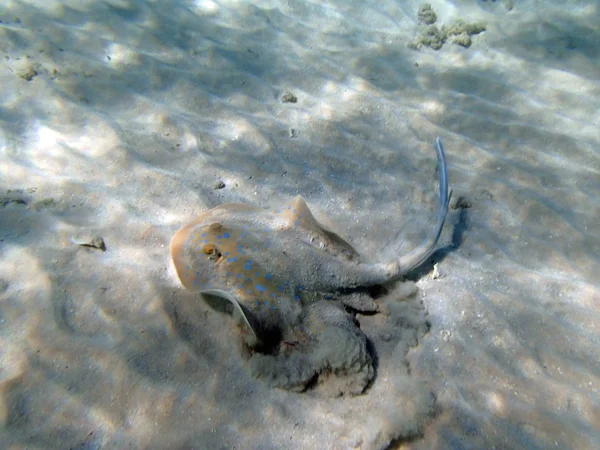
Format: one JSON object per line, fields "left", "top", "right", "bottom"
{"left": 0, "top": 0, "right": 599, "bottom": 449}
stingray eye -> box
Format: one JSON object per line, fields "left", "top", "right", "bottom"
{"left": 203, "top": 244, "right": 221, "bottom": 260}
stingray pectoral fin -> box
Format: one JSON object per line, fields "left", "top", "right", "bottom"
{"left": 392, "top": 137, "right": 452, "bottom": 277}
{"left": 200, "top": 289, "right": 261, "bottom": 347}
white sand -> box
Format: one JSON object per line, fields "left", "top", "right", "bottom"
{"left": 0, "top": 0, "right": 599, "bottom": 448}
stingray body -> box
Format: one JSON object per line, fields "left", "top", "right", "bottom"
{"left": 170, "top": 195, "right": 394, "bottom": 337}
{"left": 170, "top": 138, "right": 451, "bottom": 390}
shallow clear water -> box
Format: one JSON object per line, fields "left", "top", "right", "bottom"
{"left": 0, "top": 0, "right": 598, "bottom": 449}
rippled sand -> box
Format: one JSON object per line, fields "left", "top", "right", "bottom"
{"left": 0, "top": 1, "right": 598, "bottom": 448}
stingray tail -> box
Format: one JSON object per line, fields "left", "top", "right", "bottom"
{"left": 391, "top": 137, "right": 452, "bottom": 278}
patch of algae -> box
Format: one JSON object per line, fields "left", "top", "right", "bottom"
{"left": 410, "top": 4, "right": 487, "bottom": 50}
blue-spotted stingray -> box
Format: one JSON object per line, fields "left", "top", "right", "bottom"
{"left": 171, "top": 138, "right": 451, "bottom": 393}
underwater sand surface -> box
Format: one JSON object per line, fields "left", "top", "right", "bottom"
{"left": 0, "top": 0, "right": 599, "bottom": 448}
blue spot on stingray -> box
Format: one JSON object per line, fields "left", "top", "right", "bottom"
{"left": 225, "top": 251, "right": 230, "bottom": 256}
{"left": 245, "top": 277, "right": 251, "bottom": 282}
{"left": 223, "top": 232, "right": 230, "bottom": 238}
{"left": 227, "top": 256, "right": 239, "bottom": 263}
{"left": 326, "top": 295, "right": 333, "bottom": 300}
{"left": 204, "top": 239, "right": 208, "bottom": 243}
{"left": 263, "top": 301, "right": 269, "bottom": 307}
{"left": 217, "top": 235, "right": 221, "bottom": 239}
{"left": 236, "top": 274, "right": 243, "bottom": 279}
{"left": 255, "top": 272, "right": 260, "bottom": 277}
{"left": 226, "top": 272, "right": 232, "bottom": 277}
{"left": 294, "top": 295, "right": 300, "bottom": 301}
{"left": 277, "top": 285, "right": 284, "bottom": 292}
{"left": 255, "top": 284, "right": 266, "bottom": 292}
{"left": 265, "top": 273, "right": 273, "bottom": 280}
{"left": 186, "top": 265, "right": 190, "bottom": 270}
{"left": 294, "top": 220, "right": 299, "bottom": 225}
{"left": 195, "top": 272, "right": 200, "bottom": 275}
{"left": 247, "top": 290, "right": 252, "bottom": 295}
{"left": 201, "top": 233, "right": 206, "bottom": 237}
